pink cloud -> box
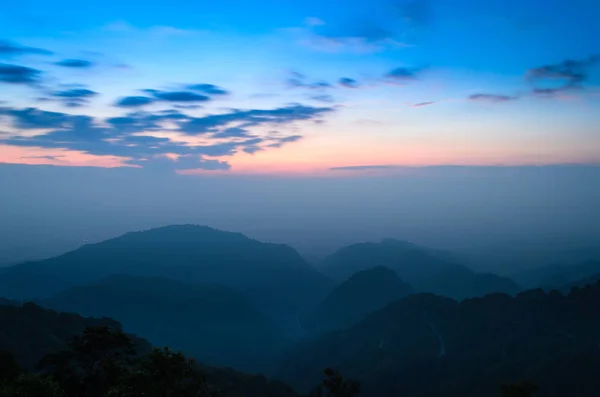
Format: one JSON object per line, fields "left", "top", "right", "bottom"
{"left": 0, "top": 145, "right": 135, "bottom": 168}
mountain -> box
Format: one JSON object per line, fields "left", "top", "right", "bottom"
{"left": 0, "top": 302, "right": 301, "bottom": 397}
{"left": 277, "top": 282, "right": 600, "bottom": 397}
{"left": 304, "top": 266, "right": 413, "bottom": 333}
{"left": 41, "top": 275, "right": 281, "bottom": 372}
{"left": 0, "top": 301, "right": 150, "bottom": 370}
{"left": 0, "top": 225, "right": 334, "bottom": 331}
{"left": 514, "top": 260, "right": 600, "bottom": 290}
{"left": 320, "top": 239, "right": 519, "bottom": 299}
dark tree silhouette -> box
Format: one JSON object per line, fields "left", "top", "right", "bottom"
{"left": 310, "top": 368, "right": 361, "bottom": 397}
{"left": 0, "top": 373, "right": 65, "bottom": 397}
{"left": 501, "top": 381, "right": 538, "bottom": 397}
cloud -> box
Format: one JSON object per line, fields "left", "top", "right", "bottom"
{"left": 288, "top": 17, "right": 406, "bottom": 53}
{"left": 174, "top": 104, "right": 203, "bottom": 110}
{"left": 526, "top": 55, "right": 599, "bottom": 94}
{"left": 0, "top": 107, "right": 72, "bottom": 129}
{"left": 114, "top": 96, "right": 155, "bottom": 108}
{"left": 51, "top": 87, "right": 98, "bottom": 107}
{"left": 187, "top": 83, "right": 229, "bottom": 96}
{"left": 468, "top": 93, "right": 519, "bottom": 103}
{"left": 385, "top": 66, "right": 422, "bottom": 81}
{"left": 0, "top": 40, "right": 53, "bottom": 58}
{"left": 179, "top": 104, "right": 333, "bottom": 135}
{"left": 212, "top": 127, "right": 253, "bottom": 139}
{"left": 0, "top": 104, "right": 331, "bottom": 172}
{"left": 20, "top": 154, "right": 66, "bottom": 160}
{"left": 144, "top": 89, "right": 211, "bottom": 103}
{"left": 287, "top": 72, "right": 332, "bottom": 90}
{"left": 0, "top": 63, "right": 41, "bottom": 84}
{"left": 243, "top": 146, "right": 263, "bottom": 154}
{"left": 55, "top": 59, "right": 95, "bottom": 68}
{"left": 411, "top": 101, "right": 435, "bottom": 107}
{"left": 339, "top": 77, "right": 359, "bottom": 88}
{"left": 267, "top": 134, "right": 303, "bottom": 148}
{"left": 310, "top": 94, "right": 335, "bottom": 103}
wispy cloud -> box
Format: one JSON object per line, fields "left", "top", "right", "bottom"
{"left": 468, "top": 93, "right": 519, "bottom": 103}
{"left": 0, "top": 40, "right": 53, "bottom": 58}
{"left": 55, "top": 59, "right": 95, "bottom": 68}
{"left": 0, "top": 63, "right": 42, "bottom": 85}
{"left": 411, "top": 101, "right": 435, "bottom": 107}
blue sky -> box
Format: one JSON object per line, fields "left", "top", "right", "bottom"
{"left": 1, "top": 0, "right": 599, "bottom": 174}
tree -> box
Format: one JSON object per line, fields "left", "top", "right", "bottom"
{"left": 0, "top": 373, "right": 65, "bottom": 397}
{"left": 108, "top": 347, "right": 219, "bottom": 397}
{"left": 0, "top": 351, "right": 20, "bottom": 383}
{"left": 501, "top": 381, "right": 538, "bottom": 397}
{"left": 38, "top": 326, "right": 135, "bottom": 397}
{"left": 310, "top": 368, "right": 360, "bottom": 397}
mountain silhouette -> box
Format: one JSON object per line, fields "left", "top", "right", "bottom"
{"left": 41, "top": 274, "right": 281, "bottom": 372}
{"left": 0, "top": 225, "right": 334, "bottom": 332}
{"left": 305, "top": 266, "right": 414, "bottom": 333}
{"left": 320, "top": 239, "right": 519, "bottom": 299}
{"left": 277, "top": 281, "right": 600, "bottom": 397}
{"left": 514, "top": 260, "right": 600, "bottom": 290}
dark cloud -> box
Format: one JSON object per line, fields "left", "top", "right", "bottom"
{"left": 174, "top": 104, "right": 203, "bottom": 110}
{"left": 55, "top": 59, "right": 95, "bottom": 68}
{"left": 314, "top": 20, "right": 396, "bottom": 45}
{"left": 242, "top": 146, "right": 263, "bottom": 154}
{"left": 310, "top": 94, "right": 335, "bottom": 103}
{"left": 187, "top": 84, "right": 229, "bottom": 96}
{"left": 20, "top": 154, "right": 66, "bottom": 160}
{"left": 526, "top": 55, "right": 599, "bottom": 94}
{"left": 339, "top": 77, "right": 359, "bottom": 88}
{"left": 385, "top": 66, "right": 422, "bottom": 81}
{"left": 288, "top": 73, "right": 332, "bottom": 90}
{"left": 0, "top": 107, "right": 72, "bottom": 129}
{"left": 0, "top": 40, "right": 52, "bottom": 58}
{"left": 0, "top": 63, "right": 41, "bottom": 84}
{"left": 51, "top": 87, "right": 98, "bottom": 108}
{"left": 267, "top": 134, "right": 303, "bottom": 148}
{"left": 468, "top": 93, "right": 519, "bottom": 103}
{"left": 411, "top": 101, "right": 435, "bottom": 107}
{"left": 145, "top": 89, "right": 211, "bottom": 103}
{"left": 114, "top": 96, "right": 155, "bottom": 108}
{"left": 0, "top": 104, "right": 330, "bottom": 172}
{"left": 532, "top": 88, "right": 563, "bottom": 96}
{"left": 179, "top": 104, "right": 333, "bottom": 135}
{"left": 212, "top": 127, "right": 253, "bottom": 139}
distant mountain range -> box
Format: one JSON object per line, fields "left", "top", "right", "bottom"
{"left": 0, "top": 225, "right": 533, "bottom": 374}
{"left": 0, "top": 225, "right": 333, "bottom": 332}
{"left": 320, "top": 238, "right": 519, "bottom": 299}
{"left": 514, "top": 260, "right": 600, "bottom": 290}
{"left": 304, "top": 266, "right": 413, "bottom": 333}
{"left": 277, "top": 282, "right": 600, "bottom": 397}
{"left": 0, "top": 302, "right": 300, "bottom": 397}
{"left": 40, "top": 275, "right": 281, "bottom": 372}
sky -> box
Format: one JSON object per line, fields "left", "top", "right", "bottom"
{"left": 0, "top": 0, "right": 599, "bottom": 174}
{"left": 1, "top": 0, "right": 600, "bottom": 270}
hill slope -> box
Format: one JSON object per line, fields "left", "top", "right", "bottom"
{"left": 514, "top": 260, "right": 600, "bottom": 290}
{"left": 320, "top": 239, "right": 519, "bottom": 299}
{"left": 277, "top": 282, "right": 600, "bottom": 397}
{"left": 0, "top": 225, "right": 334, "bottom": 331}
{"left": 41, "top": 275, "right": 280, "bottom": 372}
{"left": 305, "top": 266, "right": 413, "bottom": 333}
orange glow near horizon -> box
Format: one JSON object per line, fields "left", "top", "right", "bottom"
{"left": 0, "top": 145, "right": 135, "bottom": 168}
